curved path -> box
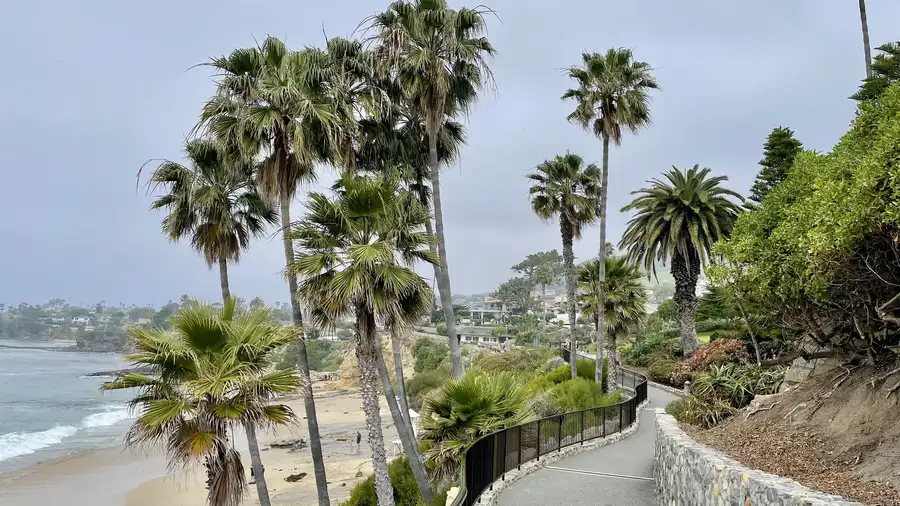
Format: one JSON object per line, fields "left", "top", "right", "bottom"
{"left": 497, "top": 384, "right": 678, "bottom": 506}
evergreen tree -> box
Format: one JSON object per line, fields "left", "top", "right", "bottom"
{"left": 851, "top": 42, "right": 900, "bottom": 102}
{"left": 749, "top": 127, "right": 803, "bottom": 203}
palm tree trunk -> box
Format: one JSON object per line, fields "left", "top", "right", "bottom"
{"left": 375, "top": 331, "right": 434, "bottom": 502}
{"left": 244, "top": 422, "right": 272, "bottom": 506}
{"left": 218, "top": 257, "right": 231, "bottom": 303}
{"left": 594, "top": 316, "right": 606, "bottom": 392}
{"left": 560, "top": 216, "right": 577, "bottom": 379}
{"left": 672, "top": 250, "right": 700, "bottom": 356}
{"left": 860, "top": 0, "right": 873, "bottom": 77}
{"left": 356, "top": 309, "right": 395, "bottom": 506}
{"left": 389, "top": 325, "right": 413, "bottom": 427}
{"left": 279, "top": 194, "right": 330, "bottom": 506}
{"left": 427, "top": 130, "right": 463, "bottom": 379}
{"left": 596, "top": 134, "right": 613, "bottom": 389}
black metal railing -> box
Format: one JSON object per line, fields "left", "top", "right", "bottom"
{"left": 450, "top": 352, "right": 647, "bottom": 506}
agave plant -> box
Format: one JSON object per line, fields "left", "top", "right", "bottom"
{"left": 420, "top": 371, "right": 535, "bottom": 483}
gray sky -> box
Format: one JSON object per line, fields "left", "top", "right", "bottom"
{"left": 2, "top": 0, "right": 897, "bottom": 307}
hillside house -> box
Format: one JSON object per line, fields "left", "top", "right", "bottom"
{"left": 72, "top": 316, "right": 90, "bottom": 325}
{"left": 455, "top": 326, "right": 509, "bottom": 346}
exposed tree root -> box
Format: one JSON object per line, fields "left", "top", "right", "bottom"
{"left": 744, "top": 401, "right": 780, "bottom": 420}
{"left": 784, "top": 402, "right": 807, "bottom": 421}
{"left": 869, "top": 364, "right": 900, "bottom": 388}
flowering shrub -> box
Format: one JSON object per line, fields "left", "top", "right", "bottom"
{"left": 672, "top": 339, "right": 748, "bottom": 386}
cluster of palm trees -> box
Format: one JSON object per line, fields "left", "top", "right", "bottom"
{"left": 528, "top": 48, "right": 744, "bottom": 390}
{"left": 131, "top": 1, "right": 496, "bottom": 505}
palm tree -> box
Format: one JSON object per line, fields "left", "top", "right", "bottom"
{"left": 619, "top": 165, "right": 743, "bottom": 356}
{"left": 527, "top": 153, "right": 601, "bottom": 379}
{"left": 859, "top": 0, "right": 872, "bottom": 77}
{"left": 365, "top": 0, "right": 496, "bottom": 379}
{"left": 199, "top": 37, "right": 339, "bottom": 505}
{"left": 145, "top": 139, "right": 277, "bottom": 302}
{"left": 291, "top": 172, "right": 439, "bottom": 506}
{"left": 420, "top": 371, "right": 534, "bottom": 484}
{"left": 578, "top": 256, "right": 647, "bottom": 390}
{"left": 101, "top": 301, "right": 302, "bottom": 506}
{"left": 562, "top": 48, "right": 659, "bottom": 383}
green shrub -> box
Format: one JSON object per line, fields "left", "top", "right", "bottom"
{"left": 665, "top": 395, "right": 734, "bottom": 429}
{"left": 278, "top": 339, "right": 346, "bottom": 372}
{"left": 412, "top": 339, "right": 449, "bottom": 373}
{"left": 709, "top": 330, "right": 729, "bottom": 342}
{"left": 691, "top": 363, "right": 786, "bottom": 409}
{"left": 435, "top": 323, "right": 447, "bottom": 336}
{"left": 406, "top": 366, "right": 450, "bottom": 411}
{"left": 647, "top": 359, "right": 678, "bottom": 384}
{"left": 473, "top": 348, "right": 556, "bottom": 375}
{"left": 549, "top": 378, "right": 623, "bottom": 411}
{"left": 340, "top": 456, "right": 447, "bottom": 506}
{"left": 623, "top": 332, "right": 682, "bottom": 366}
{"left": 527, "top": 357, "right": 608, "bottom": 393}
{"left": 695, "top": 318, "right": 730, "bottom": 334}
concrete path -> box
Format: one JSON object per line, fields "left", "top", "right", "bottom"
{"left": 496, "top": 385, "right": 679, "bottom": 506}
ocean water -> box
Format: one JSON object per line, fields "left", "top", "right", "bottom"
{"left": 0, "top": 341, "right": 135, "bottom": 474}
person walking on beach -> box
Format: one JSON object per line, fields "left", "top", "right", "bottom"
{"left": 355, "top": 431, "right": 361, "bottom": 454}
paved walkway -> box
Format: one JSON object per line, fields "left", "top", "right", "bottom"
{"left": 497, "top": 385, "right": 679, "bottom": 506}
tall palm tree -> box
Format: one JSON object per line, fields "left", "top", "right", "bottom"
{"left": 859, "top": 0, "right": 873, "bottom": 77}
{"left": 291, "top": 172, "right": 439, "bottom": 506}
{"left": 145, "top": 139, "right": 277, "bottom": 302}
{"left": 101, "top": 300, "right": 302, "bottom": 506}
{"left": 365, "top": 0, "right": 497, "bottom": 379}
{"left": 562, "top": 48, "right": 659, "bottom": 383}
{"left": 578, "top": 256, "right": 647, "bottom": 389}
{"left": 527, "top": 153, "right": 601, "bottom": 379}
{"left": 619, "top": 165, "right": 743, "bottom": 356}
{"left": 198, "top": 37, "right": 339, "bottom": 505}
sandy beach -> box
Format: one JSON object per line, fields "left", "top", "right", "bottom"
{"left": 0, "top": 382, "right": 401, "bottom": 506}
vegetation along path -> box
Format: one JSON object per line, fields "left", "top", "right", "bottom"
{"left": 497, "top": 384, "right": 678, "bottom": 506}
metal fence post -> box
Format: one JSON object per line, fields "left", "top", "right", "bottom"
{"left": 580, "top": 410, "right": 585, "bottom": 444}
{"left": 517, "top": 426, "right": 522, "bottom": 470}
{"left": 537, "top": 419, "right": 541, "bottom": 459}
{"left": 601, "top": 406, "right": 606, "bottom": 437}
{"left": 557, "top": 416, "right": 562, "bottom": 452}
{"left": 619, "top": 403, "right": 623, "bottom": 432}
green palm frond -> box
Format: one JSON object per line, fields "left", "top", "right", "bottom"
{"left": 578, "top": 256, "right": 648, "bottom": 340}
{"left": 619, "top": 165, "right": 744, "bottom": 276}
{"left": 526, "top": 152, "right": 601, "bottom": 238}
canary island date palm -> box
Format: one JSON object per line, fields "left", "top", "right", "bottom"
{"left": 562, "top": 48, "right": 658, "bottom": 385}
{"left": 145, "top": 138, "right": 277, "bottom": 303}
{"left": 365, "top": 0, "right": 496, "bottom": 379}
{"left": 101, "top": 300, "right": 302, "bottom": 506}
{"left": 527, "top": 152, "right": 601, "bottom": 379}
{"left": 578, "top": 256, "right": 647, "bottom": 390}
{"left": 198, "top": 36, "right": 340, "bottom": 505}
{"left": 290, "top": 172, "right": 439, "bottom": 506}
{"left": 619, "top": 165, "right": 743, "bottom": 356}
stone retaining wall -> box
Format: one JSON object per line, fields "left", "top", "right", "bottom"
{"left": 653, "top": 409, "right": 861, "bottom": 505}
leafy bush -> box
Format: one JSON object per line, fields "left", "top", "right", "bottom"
{"left": 549, "top": 378, "right": 623, "bottom": 411}
{"left": 340, "top": 456, "right": 447, "bottom": 506}
{"left": 709, "top": 330, "right": 729, "bottom": 342}
{"left": 544, "top": 359, "right": 595, "bottom": 383}
{"left": 622, "top": 332, "right": 682, "bottom": 366}
{"left": 421, "top": 371, "right": 535, "bottom": 482}
{"left": 406, "top": 366, "right": 450, "bottom": 411}
{"left": 647, "top": 359, "right": 678, "bottom": 384}
{"left": 527, "top": 391, "right": 563, "bottom": 417}
{"left": 672, "top": 339, "right": 748, "bottom": 385}
{"left": 278, "top": 339, "right": 346, "bottom": 372}
{"left": 665, "top": 395, "right": 734, "bottom": 429}
{"left": 695, "top": 318, "right": 731, "bottom": 333}
{"left": 412, "top": 339, "right": 449, "bottom": 373}
{"left": 435, "top": 324, "right": 447, "bottom": 336}
{"left": 473, "top": 348, "right": 556, "bottom": 375}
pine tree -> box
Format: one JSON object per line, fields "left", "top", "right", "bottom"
{"left": 749, "top": 127, "right": 803, "bottom": 203}
{"left": 851, "top": 42, "right": 900, "bottom": 102}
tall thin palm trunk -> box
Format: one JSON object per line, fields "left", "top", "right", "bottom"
{"left": 594, "top": 316, "right": 606, "bottom": 392}
{"left": 560, "top": 216, "right": 577, "bottom": 379}
{"left": 279, "top": 194, "right": 330, "bottom": 506}
{"left": 672, "top": 250, "right": 700, "bottom": 356}
{"left": 245, "top": 423, "right": 272, "bottom": 506}
{"left": 389, "top": 325, "right": 413, "bottom": 429}
{"left": 357, "top": 309, "right": 394, "bottom": 506}
{"left": 427, "top": 131, "right": 463, "bottom": 379}
{"left": 218, "top": 257, "right": 231, "bottom": 302}
{"left": 375, "top": 331, "right": 434, "bottom": 502}
{"left": 596, "top": 135, "right": 613, "bottom": 389}
{"left": 860, "top": 0, "right": 873, "bottom": 77}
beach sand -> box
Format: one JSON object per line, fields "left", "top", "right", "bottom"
{"left": 0, "top": 382, "right": 402, "bottom": 506}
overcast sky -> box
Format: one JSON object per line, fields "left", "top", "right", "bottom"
{"left": 1, "top": 0, "right": 897, "bottom": 307}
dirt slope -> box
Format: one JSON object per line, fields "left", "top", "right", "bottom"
{"left": 688, "top": 364, "right": 900, "bottom": 505}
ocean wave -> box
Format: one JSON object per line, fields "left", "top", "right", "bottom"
{"left": 0, "top": 405, "right": 133, "bottom": 462}
{"left": 0, "top": 425, "right": 79, "bottom": 461}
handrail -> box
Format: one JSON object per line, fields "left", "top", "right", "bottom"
{"left": 448, "top": 352, "right": 648, "bottom": 506}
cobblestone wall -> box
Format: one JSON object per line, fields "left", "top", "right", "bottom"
{"left": 653, "top": 410, "right": 862, "bottom": 506}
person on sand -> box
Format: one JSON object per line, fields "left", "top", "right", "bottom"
{"left": 249, "top": 465, "right": 264, "bottom": 485}
{"left": 355, "top": 431, "right": 361, "bottom": 454}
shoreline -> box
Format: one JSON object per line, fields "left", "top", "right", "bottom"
{"left": 0, "top": 383, "right": 397, "bottom": 506}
